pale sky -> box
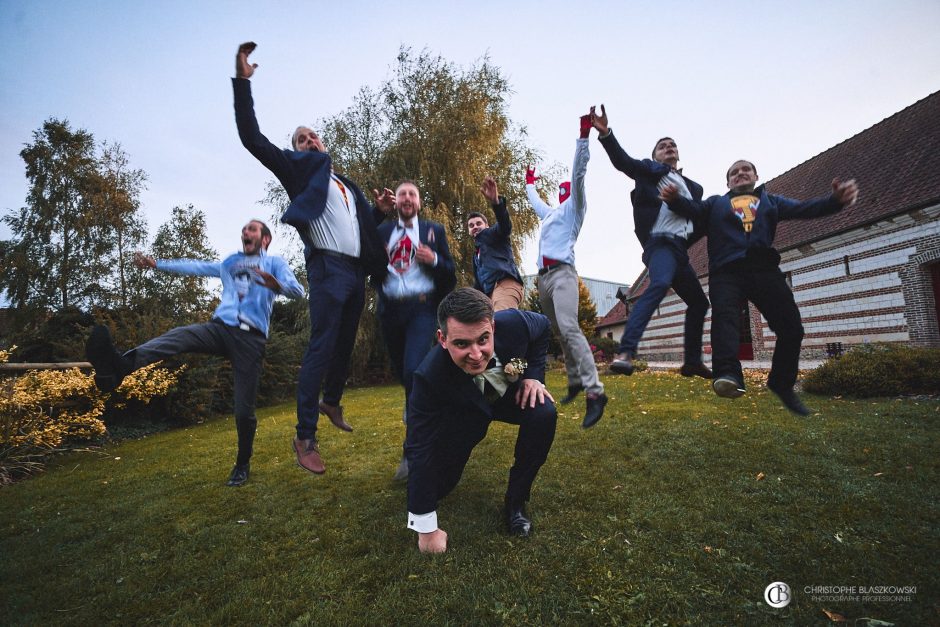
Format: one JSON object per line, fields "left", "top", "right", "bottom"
{"left": 2, "top": 0, "right": 939, "bottom": 298}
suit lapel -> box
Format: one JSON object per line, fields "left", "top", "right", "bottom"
{"left": 438, "top": 350, "right": 492, "bottom": 416}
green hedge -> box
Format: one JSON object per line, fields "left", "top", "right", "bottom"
{"left": 804, "top": 343, "right": 940, "bottom": 397}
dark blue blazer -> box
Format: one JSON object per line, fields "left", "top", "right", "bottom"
{"left": 667, "top": 185, "right": 844, "bottom": 273}
{"left": 375, "top": 218, "right": 456, "bottom": 306}
{"left": 598, "top": 130, "right": 704, "bottom": 247}
{"left": 233, "top": 78, "right": 386, "bottom": 275}
{"left": 473, "top": 196, "right": 523, "bottom": 295}
{"left": 405, "top": 309, "right": 551, "bottom": 515}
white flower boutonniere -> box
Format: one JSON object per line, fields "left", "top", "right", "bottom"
{"left": 503, "top": 357, "right": 527, "bottom": 382}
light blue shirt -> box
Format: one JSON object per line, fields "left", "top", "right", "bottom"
{"left": 527, "top": 138, "right": 590, "bottom": 268}
{"left": 156, "top": 249, "right": 305, "bottom": 337}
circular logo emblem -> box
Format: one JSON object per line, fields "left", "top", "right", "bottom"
{"left": 764, "top": 582, "right": 792, "bottom": 608}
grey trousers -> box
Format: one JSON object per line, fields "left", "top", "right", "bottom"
{"left": 537, "top": 264, "right": 603, "bottom": 394}
{"left": 129, "top": 320, "right": 267, "bottom": 466}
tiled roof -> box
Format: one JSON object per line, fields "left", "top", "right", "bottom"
{"left": 597, "top": 300, "right": 627, "bottom": 327}
{"left": 686, "top": 90, "right": 940, "bottom": 277}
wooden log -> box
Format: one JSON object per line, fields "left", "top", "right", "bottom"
{"left": 0, "top": 362, "right": 93, "bottom": 371}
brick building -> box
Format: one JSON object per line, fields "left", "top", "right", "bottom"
{"left": 608, "top": 90, "right": 940, "bottom": 361}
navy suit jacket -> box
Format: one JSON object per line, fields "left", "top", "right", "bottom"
{"left": 404, "top": 309, "right": 551, "bottom": 515}
{"left": 233, "top": 78, "right": 386, "bottom": 275}
{"left": 473, "top": 196, "right": 523, "bottom": 295}
{"left": 598, "top": 130, "right": 705, "bottom": 248}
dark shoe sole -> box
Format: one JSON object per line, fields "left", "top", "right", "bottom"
{"left": 680, "top": 363, "right": 713, "bottom": 379}
{"left": 610, "top": 360, "right": 634, "bottom": 376}
{"left": 713, "top": 378, "right": 745, "bottom": 398}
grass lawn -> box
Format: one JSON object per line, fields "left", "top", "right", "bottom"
{"left": 1, "top": 370, "right": 937, "bottom": 625}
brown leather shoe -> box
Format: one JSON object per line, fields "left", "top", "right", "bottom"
{"left": 293, "top": 437, "right": 325, "bottom": 474}
{"left": 319, "top": 401, "right": 353, "bottom": 432}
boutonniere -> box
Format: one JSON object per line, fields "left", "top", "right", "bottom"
{"left": 503, "top": 357, "right": 527, "bottom": 382}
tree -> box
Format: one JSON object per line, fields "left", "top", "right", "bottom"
{"left": 0, "top": 120, "right": 149, "bottom": 314}
{"left": 522, "top": 275, "right": 597, "bottom": 356}
{"left": 89, "top": 142, "right": 148, "bottom": 308}
{"left": 577, "top": 278, "right": 598, "bottom": 339}
{"left": 1, "top": 119, "right": 99, "bottom": 312}
{"left": 314, "top": 47, "right": 558, "bottom": 286}
{"left": 138, "top": 204, "right": 218, "bottom": 319}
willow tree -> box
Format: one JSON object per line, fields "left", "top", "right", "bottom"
{"left": 264, "top": 47, "right": 558, "bottom": 286}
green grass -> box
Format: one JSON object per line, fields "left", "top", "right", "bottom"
{"left": 1, "top": 371, "right": 937, "bottom": 625}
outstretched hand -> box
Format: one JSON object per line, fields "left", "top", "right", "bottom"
{"left": 373, "top": 187, "right": 395, "bottom": 214}
{"left": 831, "top": 178, "right": 859, "bottom": 208}
{"left": 133, "top": 252, "right": 156, "bottom": 269}
{"left": 480, "top": 177, "right": 499, "bottom": 204}
{"left": 236, "top": 42, "right": 258, "bottom": 79}
{"left": 525, "top": 166, "right": 539, "bottom": 186}
{"left": 590, "top": 104, "right": 608, "bottom": 135}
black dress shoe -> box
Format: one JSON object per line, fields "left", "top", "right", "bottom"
{"left": 770, "top": 386, "right": 813, "bottom": 416}
{"left": 582, "top": 392, "right": 608, "bottom": 429}
{"left": 680, "top": 362, "right": 713, "bottom": 379}
{"left": 609, "top": 352, "right": 634, "bottom": 376}
{"left": 86, "top": 325, "right": 132, "bottom": 392}
{"left": 226, "top": 463, "right": 250, "bottom": 487}
{"left": 560, "top": 384, "right": 583, "bottom": 405}
{"left": 505, "top": 501, "right": 532, "bottom": 537}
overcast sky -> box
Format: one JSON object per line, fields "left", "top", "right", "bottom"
{"left": 2, "top": 0, "right": 938, "bottom": 297}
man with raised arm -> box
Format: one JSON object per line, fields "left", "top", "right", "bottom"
{"left": 86, "top": 220, "right": 304, "bottom": 486}
{"left": 468, "top": 177, "right": 525, "bottom": 310}
{"left": 526, "top": 114, "right": 607, "bottom": 429}
{"left": 405, "top": 288, "right": 557, "bottom": 553}
{"left": 233, "top": 42, "right": 392, "bottom": 475}
{"left": 592, "top": 105, "right": 711, "bottom": 379}
{"left": 662, "top": 160, "right": 858, "bottom": 415}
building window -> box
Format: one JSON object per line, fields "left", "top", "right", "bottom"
{"left": 843, "top": 255, "right": 851, "bottom": 276}
{"left": 785, "top": 272, "right": 793, "bottom": 289}
{"left": 606, "top": 332, "right": 613, "bottom": 339}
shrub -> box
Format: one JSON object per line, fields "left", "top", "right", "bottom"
{"left": 591, "top": 336, "right": 619, "bottom": 363}
{"left": 0, "top": 347, "right": 182, "bottom": 484}
{"left": 803, "top": 343, "right": 940, "bottom": 397}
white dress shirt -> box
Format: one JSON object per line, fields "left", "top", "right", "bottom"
{"left": 526, "top": 138, "right": 590, "bottom": 268}
{"left": 307, "top": 173, "right": 361, "bottom": 257}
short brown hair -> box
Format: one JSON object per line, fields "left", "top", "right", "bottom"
{"left": 437, "top": 287, "right": 494, "bottom": 337}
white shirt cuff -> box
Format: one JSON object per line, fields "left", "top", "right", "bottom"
{"left": 407, "top": 510, "right": 438, "bottom": 533}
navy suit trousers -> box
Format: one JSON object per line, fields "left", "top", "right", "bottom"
{"left": 296, "top": 253, "right": 366, "bottom": 439}
{"left": 619, "top": 235, "right": 709, "bottom": 363}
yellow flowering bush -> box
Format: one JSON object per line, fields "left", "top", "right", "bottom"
{"left": 0, "top": 347, "right": 183, "bottom": 484}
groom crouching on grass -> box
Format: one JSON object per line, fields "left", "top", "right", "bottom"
{"left": 404, "top": 288, "right": 557, "bottom": 553}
